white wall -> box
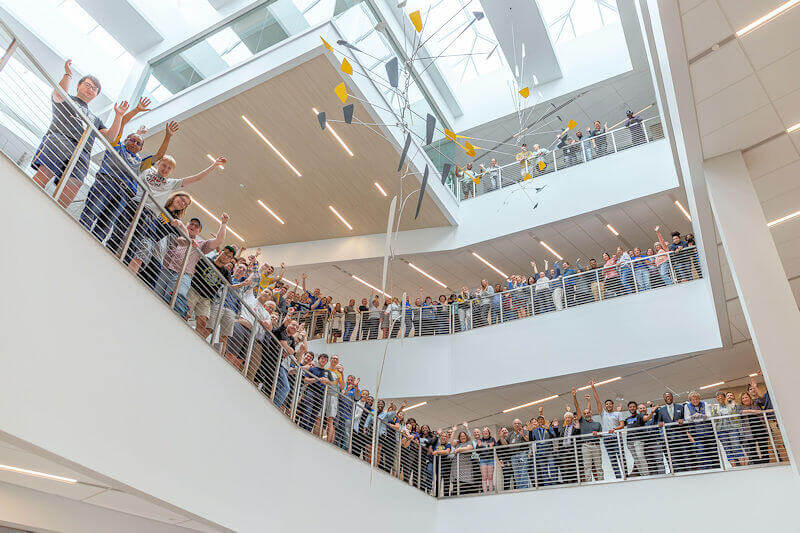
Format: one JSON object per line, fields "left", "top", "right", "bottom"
{"left": 310, "top": 278, "right": 722, "bottom": 398}
{"left": 254, "top": 139, "right": 680, "bottom": 266}
{"left": 436, "top": 467, "right": 798, "bottom": 532}
{"left": 0, "top": 155, "right": 436, "bottom": 533}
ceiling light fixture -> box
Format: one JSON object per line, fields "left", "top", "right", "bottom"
{"left": 736, "top": 0, "right": 800, "bottom": 37}
{"left": 313, "top": 108, "right": 353, "bottom": 156}
{"left": 767, "top": 209, "right": 800, "bottom": 227}
{"left": 577, "top": 376, "right": 622, "bottom": 391}
{"left": 257, "top": 200, "right": 285, "bottom": 225}
{"left": 787, "top": 121, "right": 800, "bottom": 134}
{"left": 374, "top": 182, "right": 388, "bottom": 197}
{"left": 351, "top": 274, "right": 391, "bottom": 297}
{"left": 503, "top": 394, "right": 559, "bottom": 413}
{"left": 404, "top": 401, "right": 427, "bottom": 411}
{"left": 606, "top": 224, "right": 619, "bottom": 236}
{"left": 471, "top": 252, "right": 507, "bottom": 278}
{"left": 0, "top": 463, "right": 77, "bottom": 484}
{"left": 191, "top": 198, "right": 245, "bottom": 242}
{"left": 749, "top": 373, "right": 759, "bottom": 377}
{"left": 674, "top": 200, "right": 692, "bottom": 221}
{"left": 539, "top": 240, "right": 563, "bottom": 260}
{"left": 329, "top": 205, "right": 353, "bottom": 230}
{"left": 408, "top": 262, "right": 447, "bottom": 288}
{"left": 241, "top": 115, "right": 302, "bottom": 177}
{"left": 700, "top": 381, "right": 725, "bottom": 390}
{"left": 206, "top": 153, "right": 224, "bottom": 169}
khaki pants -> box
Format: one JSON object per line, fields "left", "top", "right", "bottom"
{"left": 581, "top": 442, "right": 603, "bottom": 481}
{"left": 591, "top": 281, "right": 604, "bottom": 301}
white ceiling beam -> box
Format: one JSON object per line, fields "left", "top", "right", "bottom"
{"left": 75, "top": 0, "right": 163, "bottom": 55}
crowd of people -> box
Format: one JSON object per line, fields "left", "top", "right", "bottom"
{"left": 452, "top": 110, "right": 648, "bottom": 199}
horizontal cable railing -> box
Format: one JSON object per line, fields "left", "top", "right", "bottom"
{"left": 312, "top": 248, "right": 703, "bottom": 343}
{"left": 454, "top": 116, "right": 664, "bottom": 201}
{"left": 0, "top": 24, "right": 787, "bottom": 501}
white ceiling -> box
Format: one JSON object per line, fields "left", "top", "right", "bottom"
{"left": 0, "top": 437, "right": 223, "bottom": 532}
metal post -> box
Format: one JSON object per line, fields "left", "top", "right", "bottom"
{"left": 347, "top": 409, "right": 354, "bottom": 454}
{"left": 269, "top": 346, "right": 284, "bottom": 401}
{"left": 0, "top": 38, "right": 18, "bottom": 73}
{"left": 610, "top": 130, "right": 618, "bottom": 153}
{"left": 643, "top": 121, "right": 650, "bottom": 143}
{"left": 764, "top": 411, "right": 779, "bottom": 462}
{"left": 532, "top": 442, "right": 538, "bottom": 489}
{"left": 668, "top": 252, "right": 678, "bottom": 284}
{"left": 573, "top": 440, "right": 581, "bottom": 485}
{"left": 493, "top": 448, "right": 499, "bottom": 493}
{"left": 617, "top": 431, "right": 627, "bottom": 480}
{"left": 469, "top": 299, "right": 474, "bottom": 328}
{"left": 417, "top": 442, "right": 422, "bottom": 489}
{"left": 710, "top": 417, "right": 726, "bottom": 470}
{"left": 118, "top": 195, "right": 147, "bottom": 261}
{"left": 596, "top": 269, "right": 603, "bottom": 301}
{"left": 581, "top": 139, "right": 587, "bottom": 163}
{"left": 553, "top": 150, "right": 558, "bottom": 172}
{"left": 436, "top": 454, "right": 441, "bottom": 497}
{"left": 319, "top": 386, "right": 328, "bottom": 438}
{"left": 289, "top": 367, "right": 303, "bottom": 423}
{"left": 631, "top": 259, "right": 639, "bottom": 294}
{"left": 471, "top": 178, "right": 476, "bottom": 199}
{"left": 456, "top": 453, "right": 460, "bottom": 496}
{"left": 241, "top": 322, "right": 258, "bottom": 377}
{"left": 663, "top": 425, "right": 674, "bottom": 475}
{"left": 561, "top": 277, "right": 568, "bottom": 309}
{"left": 168, "top": 241, "right": 193, "bottom": 311}
{"left": 53, "top": 124, "right": 91, "bottom": 202}
{"left": 210, "top": 286, "right": 228, "bottom": 348}
{"left": 529, "top": 285, "right": 535, "bottom": 315}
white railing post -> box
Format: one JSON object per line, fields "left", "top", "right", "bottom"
{"left": 581, "top": 139, "right": 587, "bottom": 163}
{"left": 562, "top": 277, "right": 568, "bottom": 309}
{"left": 631, "top": 259, "right": 639, "bottom": 294}
{"left": 610, "top": 130, "right": 618, "bottom": 153}
{"left": 0, "top": 38, "right": 17, "bottom": 73}
{"left": 668, "top": 252, "right": 677, "bottom": 284}
{"left": 53, "top": 124, "right": 92, "bottom": 202}
{"left": 663, "top": 425, "right": 674, "bottom": 475}
{"left": 710, "top": 417, "right": 726, "bottom": 470}
{"left": 765, "top": 411, "right": 779, "bottom": 462}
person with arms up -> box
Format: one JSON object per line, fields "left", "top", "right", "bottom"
{"left": 573, "top": 388, "right": 604, "bottom": 481}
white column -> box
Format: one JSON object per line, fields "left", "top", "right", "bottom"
{"left": 705, "top": 151, "right": 800, "bottom": 474}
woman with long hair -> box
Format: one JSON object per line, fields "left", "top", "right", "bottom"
{"left": 477, "top": 426, "right": 496, "bottom": 492}
{"left": 449, "top": 430, "right": 474, "bottom": 495}
{"left": 739, "top": 391, "right": 769, "bottom": 465}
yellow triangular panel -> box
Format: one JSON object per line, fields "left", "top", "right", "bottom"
{"left": 334, "top": 82, "right": 348, "bottom": 103}
{"left": 409, "top": 10, "right": 423, "bottom": 32}
{"left": 472, "top": 176, "right": 481, "bottom": 184}
{"left": 522, "top": 173, "right": 532, "bottom": 181}
{"left": 537, "top": 160, "right": 546, "bottom": 171}
{"left": 567, "top": 119, "right": 577, "bottom": 130}
{"left": 320, "top": 36, "right": 334, "bottom": 52}
{"left": 444, "top": 129, "right": 456, "bottom": 141}
{"left": 341, "top": 58, "right": 353, "bottom": 75}
{"left": 464, "top": 141, "right": 476, "bottom": 157}
{"left": 519, "top": 87, "right": 530, "bottom": 98}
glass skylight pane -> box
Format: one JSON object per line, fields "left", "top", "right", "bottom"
{"left": 301, "top": 0, "right": 336, "bottom": 26}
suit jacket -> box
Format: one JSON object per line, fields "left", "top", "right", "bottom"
{"left": 653, "top": 403, "right": 685, "bottom": 425}
{"left": 554, "top": 423, "right": 579, "bottom": 450}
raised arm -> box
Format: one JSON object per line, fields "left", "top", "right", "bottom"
{"left": 584, "top": 394, "right": 592, "bottom": 414}
{"left": 119, "top": 97, "right": 151, "bottom": 138}
{"left": 655, "top": 226, "right": 670, "bottom": 252}
{"left": 54, "top": 60, "right": 72, "bottom": 103}
{"left": 205, "top": 213, "right": 229, "bottom": 250}
{"left": 530, "top": 260, "right": 539, "bottom": 275}
{"left": 572, "top": 388, "right": 580, "bottom": 418}
{"left": 590, "top": 380, "right": 602, "bottom": 414}
{"left": 182, "top": 156, "right": 226, "bottom": 186}
{"left": 100, "top": 101, "right": 129, "bottom": 142}
{"left": 152, "top": 121, "right": 180, "bottom": 164}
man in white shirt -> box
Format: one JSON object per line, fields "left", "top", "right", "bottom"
{"left": 591, "top": 380, "right": 625, "bottom": 479}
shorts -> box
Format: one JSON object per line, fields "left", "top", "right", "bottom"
{"left": 186, "top": 288, "right": 211, "bottom": 318}
{"left": 326, "top": 394, "right": 339, "bottom": 418}
{"left": 209, "top": 305, "right": 237, "bottom": 337}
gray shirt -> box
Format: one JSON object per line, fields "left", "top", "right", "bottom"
{"left": 578, "top": 417, "right": 602, "bottom": 440}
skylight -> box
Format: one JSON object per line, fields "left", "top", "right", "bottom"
{"left": 538, "top": 0, "right": 620, "bottom": 45}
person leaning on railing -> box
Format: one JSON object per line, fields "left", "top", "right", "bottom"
{"left": 32, "top": 59, "right": 128, "bottom": 208}
{"left": 710, "top": 390, "right": 747, "bottom": 467}
{"left": 572, "top": 388, "right": 604, "bottom": 482}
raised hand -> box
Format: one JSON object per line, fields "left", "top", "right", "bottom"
{"left": 136, "top": 125, "right": 148, "bottom": 136}
{"left": 571, "top": 387, "right": 576, "bottom": 397}
{"left": 114, "top": 100, "right": 130, "bottom": 116}
{"left": 214, "top": 156, "right": 227, "bottom": 167}
{"left": 136, "top": 97, "right": 151, "bottom": 113}
{"left": 165, "top": 121, "right": 180, "bottom": 137}
{"left": 221, "top": 212, "right": 229, "bottom": 223}
{"left": 64, "top": 59, "right": 73, "bottom": 77}
{"left": 654, "top": 225, "right": 660, "bottom": 232}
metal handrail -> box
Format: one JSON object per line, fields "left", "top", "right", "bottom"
{"left": 319, "top": 248, "right": 701, "bottom": 343}
{"left": 456, "top": 116, "right": 663, "bottom": 201}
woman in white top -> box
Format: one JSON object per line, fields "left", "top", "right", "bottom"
{"left": 388, "top": 297, "right": 402, "bottom": 338}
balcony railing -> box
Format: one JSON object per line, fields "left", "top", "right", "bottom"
{"left": 448, "top": 116, "right": 665, "bottom": 201}
{"left": 302, "top": 248, "right": 702, "bottom": 343}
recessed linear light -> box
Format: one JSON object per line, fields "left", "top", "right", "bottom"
{"left": 606, "top": 224, "right": 619, "bottom": 236}
{"left": 736, "top": 0, "right": 800, "bottom": 37}
{"left": 408, "top": 262, "right": 447, "bottom": 288}
{"left": 374, "top": 182, "right": 388, "bottom": 197}
{"left": 674, "top": 200, "right": 692, "bottom": 222}
{"left": 313, "top": 108, "right": 353, "bottom": 156}
{"left": 767, "top": 210, "right": 800, "bottom": 227}
{"left": 241, "top": 115, "right": 302, "bottom": 177}
{"left": 329, "top": 205, "right": 353, "bottom": 230}
{"left": 503, "top": 394, "right": 559, "bottom": 413}
{"left": 577, "top": 376, "right": 622, "bottom": 391}
{"left": 351, "top": 274, "right": 391, "bottom": 298}
{"left": 404, "top": 401, "right": 427, "bottom": 411}
{"left": 539, "top": 241, "right": 563, "bottom": 261}
{"left": 0, "top": 463, "right": 77, "bottom": 484}
{"left": 191, "top": 198, "right": 245, "bottom": 242}
{"left": 471, "top": 252, "right": 507, "bottom": 278}
{"left": 205, "top": 153, "right": 224, "bottom": 170}
{"left": 788, "top": 121, "right": 800, "bottom": 134}
{"left": 699, "top": 381, "right": 725, "bottom": 390}
{"left": 257, "top": 200, "right": 285, "bottom": 225}
{"left": 749, "top": 373, "right": 759, "bottom": 377}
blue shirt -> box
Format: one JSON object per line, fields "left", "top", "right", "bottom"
{"left": 98, "top": 142, "right": 144, "bottom": 195}
{"left": 365, "top": 410, "right": 396, "bottom": 436}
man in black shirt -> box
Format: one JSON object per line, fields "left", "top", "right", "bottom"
{"left": 187, "top": 245, "right": 235, "bottom": 338}
{"left": 616, "top": 401, "right": 655, "bottom": 476}
{"left": 298, "top": 353, "right": 331, "bottom": 432}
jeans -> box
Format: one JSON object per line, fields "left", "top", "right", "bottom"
{"left": 273, "top": 367, "right": 290, "bottom": 408}
{"left": 155, "top": 269, "right": 191, "bottom": 318}
{"left": 658, "top": 262, "right": 673, "bottom": 286}
{"left": 511, "top": 452, "right": 530, "bottom": 489}
{"left": 79, "top": 174, "right": 130, "bottom": 251}
{"left": 634, "top": 267, "right": 651, "bottom": 291}
{"left": 491, "top": 305, "right": 501, "bottom": 324}
{"left": 343, "top": 321, "right": 355, "bottom": 342}
{"left": 620, "top": 267, "right": 633, "bottom": 295}
{"left": 602, "top": 435, "right": 624, "bottom": 479}
{"left": 457, "top": 307, "right": 471, "bottom": 331}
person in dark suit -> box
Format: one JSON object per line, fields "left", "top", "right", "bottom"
{"left": 529, "top": 408, "right": 558, "bottom": 486}
{"left": 651, "top": 392, "right": 691, "bottom": 472}
{"left": 553, "top": 411, "right": 580, "bottom": 484}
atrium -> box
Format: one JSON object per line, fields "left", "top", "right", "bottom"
{"left": 0, "top": 0, "right": 798, "bottom": 532}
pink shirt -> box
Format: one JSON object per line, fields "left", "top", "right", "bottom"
{"left": 163, "top": 236, "right": 214, "bottom": 274}
{"left": 654, "top": 250, "right": 669, "bottom": 266}
{"left": 603, "top": 258, "right": 618, "bottom": 279}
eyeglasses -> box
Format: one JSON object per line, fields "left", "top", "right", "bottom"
{"left": 80, "top": 80, "right": 99, "bottom": 93}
